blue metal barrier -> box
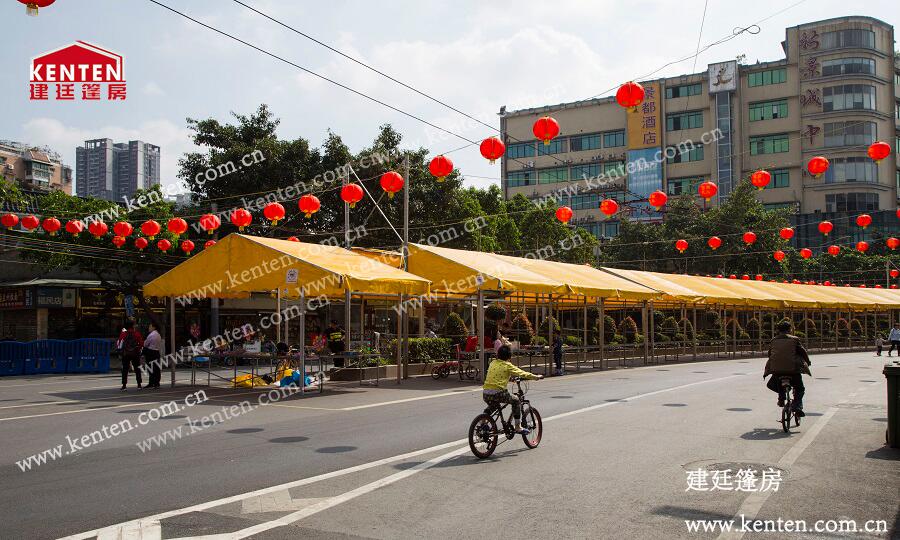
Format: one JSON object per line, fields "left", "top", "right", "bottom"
{"left": 0, "top": 342, "right": 26, "bottom": 376}
{"left": 24, "top": 340, "right": 69, "bottom": 374}
{"left": 67, "top": 339, "right": 111, "bottom": 373}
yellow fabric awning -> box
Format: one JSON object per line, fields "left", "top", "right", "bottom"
{"left": 144, "top": 234, "right": 430, "bottom": 299}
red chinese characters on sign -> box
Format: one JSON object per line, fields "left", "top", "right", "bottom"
{"left": 800, "top": 57, "right": 820, "bottom": 79}
{"left": 802, "top": 124, "right": 821, "bottom": 144}
{"left": 29, "top": 41, "right": 126, "bottom": 101}
{"left": 800, "top": 88, "right": 821, "bottom": 109}
{"left": 799, "top": 30, "right": 819, "bottom": 50}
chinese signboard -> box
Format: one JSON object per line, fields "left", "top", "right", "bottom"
{"left": 30, "top": 41, "right": 126, "bottom": 101}
{"left": 0, "top": 289, "right": 32, "bottom": 310}
{"left": 708, "top": 61, "right": 737, "bottom": 93}
{"left": 626, "top": 148, "right": 664, "bottom": 221}
{"left": 626, "top": 82, "right": 660, "bottom": 150}
{"left": 35, "top": 288, "right": 76, "bottom": 308}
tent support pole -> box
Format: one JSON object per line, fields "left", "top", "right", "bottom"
{"left": 692, "top": 306, "right": 697, "bottom": 361}
{"left": 478, "top": 289, "right": 485, "bottom": 382}
{"left": 642, "top": 301, "right": 649, "bottom": 365}
{"left": 598, "top": 298, "right": 604, "bottom": 370}
{"left": 169, "top": 296, "right": 175, "bottom": 388}
{"left": 648, "top": 301, "right": 655, "bottom": 365}
{"left": 396, "top": 295, "right": 403, "bottom": 384}
{"left": 731, "top": 306, "right": 737, "bottom": 359}
{"left": 344, "top": 290, "right": 352, "bottom": 353}
{"left": 581, "top": 297, "right": 587, "bottom": 372}
{"left": 299, "top": 288, "right": 306, "bottom": 396}
{"left": 276, "top": 287, "right": 282, "bottom": 344}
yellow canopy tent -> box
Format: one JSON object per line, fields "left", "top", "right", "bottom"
{"left": 144, "top": 234, "right": 430, "bottom": 299}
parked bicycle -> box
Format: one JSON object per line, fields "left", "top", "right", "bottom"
{"left": 779, "top": 376, "right": 801, "bottom": 433}
{"left": 468, "top": 377, "right": 542, "bottom": 458}
{"left": 431, "top": 359, "right": 479, "bottom": 380}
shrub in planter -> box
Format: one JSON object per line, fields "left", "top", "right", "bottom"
{"left": 440, "top": 312, "right": 469, "bottom": 344}
{"left": 609, "top": 334, "right": 625, "bottom": 345}
{"left": 656, "top": 334, "right": 671, "bottom": 343}
{"left": 834, "top": 318, "right": 850, "bottom": 337}
{"left": 530, "top": 336, "right": 548, "bottom": 347}
{"left": 660, "top": 316, "right": 678, "bottom": 339}
{"left": 794, "top": 330, "right": 806, "bottom": 339}
{"left": 510, "top": 310, "right": 535, "bottom": 345}
{"left": 674, "top": 333, "right": 687, "bottom": 343}
{"left": 538, "top": 316, "right": 561, "bottom": 336}
{"left": 595, "top": 315, "right": 618, "bottom": 344}
{"left": 724, "top": 317, "right": 745, "bottom": 338}
{"left": 799, "top": 318, "right": 819, "bottom": 337}
{"left": 388, "top": 338, "right": 453, "bottom": 362}
{"left": 850, "top": 319, "right": 864, "bottom": 337}
{"left": 745, "top": 318, "right": 761, "bottom": 340}
{"left": 679, "top": 318, "right": 696, "bottom": 341}
{"left": 618, "top": 316, "right": 639, "bottom": 343}
{"left": 485, "top": 303, "right": 507, "bottom": 322}
{"left": 635, "top": 333, "right": 645, "bottom": 345}
{"left": 564, "top": 335, "right": 582, "bottom": 347}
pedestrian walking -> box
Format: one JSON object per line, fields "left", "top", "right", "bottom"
{"left": 888, "top": 323, "right": 900, "bottom": 356}
{"left": 875, "top": 334, "right": 884, "bottom": 356}
{"left": 143, "top": 322, "right": 163, "bottom": 389}
{"left": 118, "top": 320, "right": 144, "bottom": 391}
{"left": 553, "top": 332, "right": 564, "bottom": 376}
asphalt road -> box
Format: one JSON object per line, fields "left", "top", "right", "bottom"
{"left": 0, "top": 351, "right": 897, "bottom": 539}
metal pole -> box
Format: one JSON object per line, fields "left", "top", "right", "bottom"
{"left": 209, "top": 202, "right": 219, "bottom": 338}
{"left": 402, "top": 155, "right": 410, "bottom": 378}
{"left": 598, "top": 298, "right": 605, "bottom": 370}
{"left": 168, "top": 296, "right": 176, "bottom": 388}
{"left": 299, "top": 288, "right": 306, "bottom": 396}
{"left": 478, "top": 289, "right": 485, "bottom": 382}
{"left": 648, "top": 301, "right": 655, "bottom": 364}
{"left": 548, "top": 294, "right": 554, "bottom": 375}
{"left": 692, "top": 306, "right": 698, "bottom": 361}
{"left": 275, "top": 287, "right": 282, "bottom": 343}
{"left": 642, "top": 301, "right": 649, "bottom": 365}
{"left": 581, "top": 297, "right": 587, "bottom": 372}
{"left": 396, "top": 296, "right": 403, "bottom": 384}
{"left": 344, "top": 173, "right": 352, "bottom": 355}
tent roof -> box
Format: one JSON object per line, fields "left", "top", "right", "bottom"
{"left": 143, "top": 234, "right": 430, "bottom": 299}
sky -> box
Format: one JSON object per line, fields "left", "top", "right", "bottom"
{"left": 1, "top": 0, "right": 897, "bottom": 196}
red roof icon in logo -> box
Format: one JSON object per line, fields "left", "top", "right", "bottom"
{"left": 30, "top": 41, "right": 124, "bottom": 83}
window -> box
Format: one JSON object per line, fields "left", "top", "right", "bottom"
{"left": 665, "top": 83, "right": 702, "bottom": 99}
{"left": 666, "top": 144, "right": 704, "bottom": 163}
{"left": 603, "top": 221, "right": 619, "bottom": 237}
{"left": 747, "top": 68, "right": 786, "bottom": 87}
{"left": 537, "top": 139, "right": 566, "bottom": 155}
{"left": 825, "top": 192, "right": 878, "bottom": 212}
{"left": 821, "top": 57, "right": 875, "bottom": 76}
{"left": 569, "top": 134, "right": 601, "bottom": 152}
{"left": 571, "top": 194, "right": 599, "bottom": 210}
{"left": 824, "top": 121, "right": 876, "bottom": 147}
{"left": 666, "top": 111, "right": 703, "bottom": 131}
{"left": 820, "top": 29, "right": 875, "bottom": 50}
{"left": 764, "top": 202, "right": 795, "bottom": 212}
{"left": 507, "top": 171, "right": 533, "bottom": 188}
{"left": 507, "top": 142, "right": 535, "bottom": 159}
{"left": 766, "top": 169, "right": 790, "bottom": 189}
{"left": 602, "top": 130, "right": 625, "bottom": 148}
{"left": 749, "top": 134, "right": 789, "bottom": 155}
{"left": 749, "top": 99, "right": 788, "bottom": 121}
{"left": 823, "top": 84, "right": 875, "bottom": 111}
{"left": 571, "top": 163, "right": 600, "bottom": 181}
{"left": 823, "top": 157, "right": 877, "bottom": 184}
{"left": 667, "top": 177, "right": 703, "bottom": 195}
{"left": 602, "top": 161, "right": 626, "bottom": 177}
{"left": 538, "top": 167, "right": 568, "bottom": 184}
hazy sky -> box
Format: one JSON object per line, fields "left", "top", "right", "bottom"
{"left": 2, "top": 0, "right": 897, "bottom": 195}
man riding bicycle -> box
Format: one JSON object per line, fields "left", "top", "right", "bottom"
{"left": 483, "top": 345, "right": 542, "bottom": 433}
{"left": 764, "top": 321, "right": 811, "bottom": 417}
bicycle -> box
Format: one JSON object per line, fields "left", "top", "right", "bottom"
{"left": 779, "top": 376, "right": 801, "bottom": 433}
{"left": 431, "top": 359, "right": 479, "bottom": 381}
{"left": 468, "top": 377, "right": 542, "bottom": 459}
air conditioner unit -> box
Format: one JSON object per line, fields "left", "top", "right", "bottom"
{"left": 526, "top": 161, "right": 535, "bottom": 168}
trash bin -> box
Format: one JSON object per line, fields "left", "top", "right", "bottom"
{"left": 885, "top": 361, "right": 900, "bottom": 448}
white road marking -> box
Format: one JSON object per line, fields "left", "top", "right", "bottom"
{"left": 339, "top": 388, "right": 482, "bottom": 410}
{"left": 61, "top": 372, "right": 742, "bottom": 540}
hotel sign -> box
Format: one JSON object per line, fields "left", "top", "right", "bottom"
{"left": 626, "top": 82, "right": 661, "bottom": 150}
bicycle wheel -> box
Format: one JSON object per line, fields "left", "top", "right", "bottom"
{"left": 521, "top": 405, "right": 542, "bottom": 448}
{"left": 439, "top": 365, "right": 451, "bottom": 378}
{"left": 781, "top": 404, "right": 791, "bottom": 433}
{"left": 465, "top": 365, "right": 479, "bottom": 380}
{"left": 468, "top": 413, "right": 498, "bottom": 459}
{"left": 431, "top": 365, "right": 443, "bottom": 380}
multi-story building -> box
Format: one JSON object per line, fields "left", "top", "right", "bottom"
{"left": 0, "top": 140, "right": 72, "bottom": 195}
{"left": 75, "top": 138, "right": 160, "bottom": 201}
{"left": 500, "top": 16, "right": 899, "bottom": 248}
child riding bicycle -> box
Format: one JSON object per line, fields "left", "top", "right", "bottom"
{"left": 483, "top": 345, "right": 543, "bottom": 433}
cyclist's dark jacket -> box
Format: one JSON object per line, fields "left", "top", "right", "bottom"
{"left": 764, "top": 333, "right": 811, "bottom": 377}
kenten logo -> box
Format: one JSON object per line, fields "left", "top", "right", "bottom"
{"left": 29, "top": 41, "right": 126, "bottom": 101}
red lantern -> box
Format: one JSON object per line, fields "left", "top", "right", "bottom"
{"left": 340, "top": 184, "right": 364, "bottom": 208}
{"left": 729, "top": 275, "right": 737, "bottom": 280}
{"left": 1, "top": 214, "right": 19, "bottom": 229}
{"left": 793, "top": 279, "right": 801, "bottom": 284}
{"left": 141, "top": 220, "right": 161, "bottom": 240}
{"left": 616, "top": 81, "right": 645, "bottom": 110}
{"left": 204, "top": 240, "right": 216, "bottom": 249}
{"left": 824, "top": 281, "right": 831, "bottom": 287}
{"left": 21, "top": 215, "right": 40, "bottom": 231}
{"left": 532, "top": 116, "right": 560, "bottom": 145}
{"left": 230, "top": 208, "right": 252, "bottom": 231}
{"left": 773, "top": 250, "right": 786, "bottom": 262}
{"left": 755, "top": 275, "right": 763, "bottom": 281}
{"left": 199, "top": 214, "right": 220, "bottom": 235}
{"left": 88, "top": 221, "right": 108, "bottom": 238}
{"left": 157, "top": 239, "right": 172, "bottom": 252}
{"left": 859, "top": 284, "right": 867, "bottom": 288}
{"left": 167, "top": 217, "right": 189, "bottom": 237}
{"left": 807, "top": 156, "right": 829, "bottom": 178}
{"left": 896, "top": 208, "right": 900, "bottom": 220}
{"left": 262, "top": 203, "right": 285, "bottom": 226}
{"left": 888, "top": 237, "right": 900, "bottom": 250}
{"left": 134, "top": 237, "right": 149, "bottom": 251}
{"left": 817, "top": 221, "right": 833, "bottom": 236}
{"left": 827, "top": 245, "right": 840, "bottom": 256}
{"left": 675, "top": 239, "right": 689, "bottom": 253}
{"left": 799, "top": 248, "right": 813, "bottom": 259}
{"left": 716, "top": 275, "right": 723, "bottom": 279}
{"left": 892, "top": 285, "right": 898, "bottom": 290}
{"left": 380, "top": 172, "right": 404, "bottom": 199}
{"left": 599, "top": 199, "right": 619, "bottom": 217}
{"left": 555, "top": 206, "right": 573, "bottom": 224}
{"left": 741, "top": 275, "right": 750, "bottom": 280}
{"left": 298, "top": 195, "right": 321, "bottom": 218}
{"left": 17, "top": 0, "right": 55, "bottom": 16}
{"left": 890, "top": 269, "right": 899, "bottom": 278}
{"left": 742, "top": 231, "right": 757, "bottom": 245}
{"left": 113, "top": 221, "right": 133, "bottom": 237}
{"left": 111, "top": 236, "right": 126, "bottom": 249}
{"left": 707, "top": 236, "right": 722, "bottom": 250}
{"left": 648, "top": 190, "right": 667, "bottom": 210}
{"left": 855, "top": 214, "right": 872, "bottom": 229}
{"left": 287, "top": 236, "right": 299, "bottom": 242}
{"left": 856, "top": 241, "right": 869, "bottom": 253}
{"left": 65, "top": 220, "right": 84, "bottom": 237}
{"left": 41, "top": 217, "right": 60, "bottom": 235}
{"left": 779, "top": 227, "right": 794, "bottom": 240}
{"left": 479, "top": 137, "right": 505, "bottom": 164}
{"left": 875, "top": 284, "right": 883, "bottom": 289}
{"left": 180, "top": 240, "right": 195, "bottom": 254}
{"left": 697, "top": 181, "right": 718, "bottom": 202}
{"left": 428, "top": 155, "right": 453, "bottom": 182}
{"left": 867, "top": 141, "right": 891, "bottom": 162}
{"left": 750, "top": 170, "right": 771, "bottom": 190}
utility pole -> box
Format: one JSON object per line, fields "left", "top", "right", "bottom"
{"left": 402, "top": 154, "right": 410, "bottom": 379}
{"left": 344, "top": 175, "right": 351, "bottom": 355}
{"left": 210, "top": 202, "right": 219, "bottom": 337}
